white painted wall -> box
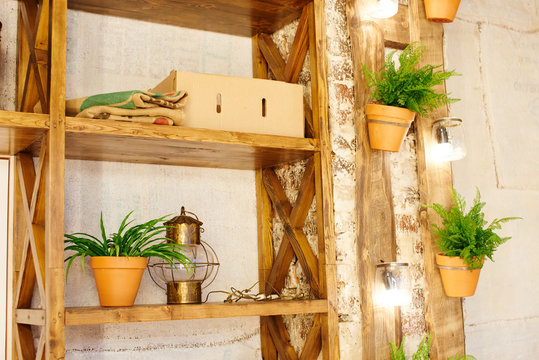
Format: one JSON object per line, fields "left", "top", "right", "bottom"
{"left": 445, "top": 0, "right": 539, "bottom": 358}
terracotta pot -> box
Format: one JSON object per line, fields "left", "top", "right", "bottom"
{"left": 365, "top": 104, "right": 416, "bottom": 152}
{"left": 424, "top": 0, "right": 461, "bottom": 23}
{"left": 90, "top": 256, "right": 148, "bottom": 307}
{"left": 436, "top": 253, "right": 482, "bottom": 297}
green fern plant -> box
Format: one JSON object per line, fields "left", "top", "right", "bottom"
{"left": 64, "top": 211, "right": 193, "bottom": 279}
{"left": 362, "top": 42, "right": 459, "bottom": 116}
{"left": 390, "top": 335, "right": 476, "bottom": 360}
{"left": 425, "top": 188, "right": 520, "bottom": 270}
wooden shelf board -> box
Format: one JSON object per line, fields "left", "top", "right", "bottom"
{"left": 0, "top": 110, "right": 49, "bottom": 155}
{"left": 65, "top": 299, "right": 328, "bottom": 326}
{"left": 61, "top": 117, "right": 317, "bottom": 169}
{"left": 68, "top": 0, "right": 312, "bottom": 37}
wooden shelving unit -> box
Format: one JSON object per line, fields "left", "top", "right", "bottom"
{"left": 6, "top": 0, "right": 338, "bottom": 359}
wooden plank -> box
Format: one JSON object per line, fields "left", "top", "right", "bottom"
{"left": 346, "top": 0, "right": 401, "bottom": 358}
{"left": 15, "top": 309, "right": 46, "bottom": 326}
{"left": 408, "top": 0, "right": 465, "bottom": 358}
{"left": 0, "top": 111, "right": 49, "bottom": 156}
{"left": 68, "top": 0, "right": 311, "bottom": 37}
{"left": 267, "top": 316, "right": 298, "bottom": 360}
{"left": 253, "top": 33, "right": 278, "bottom": 360}
{"left": 14, "top": 154, "right": 36, "bottom": 310}
{"left": 47, "top": 0, "right": 67, "bottom": 358}
{"left": 283, "top": 6, "right": 310, "bottom": 83}
{"left": 303, "top": 97, "right": 314, "bottom": 139}
{"left": 65, "top": 300, "right": 330, "bottom": 326}
{"left": 262, "top": 169, "right": 320, "bottom": 296}
{"left": 299, "top": 314, "right": 322, "bottom": 360}
{"left": 264, "top": 157, "right": 315, "bottom": 295}
{"left": 16, "top": 324, "right": 36, "bottom": 360}
{"left": 309, "top": 1, "right": 340, "bottom": 358}
{"left": 374, "top": 4, "right": 411, "bottom": 49}
{"left": 60, "top": 117, "right": 317, "bottom": 170}
{"left": 258, "top": 33, "right": 287, "bottom": 81}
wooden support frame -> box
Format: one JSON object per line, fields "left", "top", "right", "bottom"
{"left": 253, "top": 1, "right": 339, "bottom": 358}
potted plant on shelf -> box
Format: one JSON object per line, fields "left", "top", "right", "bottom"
{"left": 425, "top": 189, "right": 520, "bottom": 297}
{"left": 390, "top": 334, "right": 476, "bottom": 360}
{"left": 362, "top": 42, "right": 459, "bottom": 152}
{"left": 64, "top": 211, "right": 192, "bottom": 307}
{"left": 424, "top": 0, "right": 461, "bottom": 23}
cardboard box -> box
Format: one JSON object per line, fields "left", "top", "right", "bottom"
{"left": 150, "top": 71, "right": 304, "bottom": 138}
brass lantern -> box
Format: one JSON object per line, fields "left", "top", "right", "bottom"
{"left": 149, "top": 207, "right": 219, "bottom": 304}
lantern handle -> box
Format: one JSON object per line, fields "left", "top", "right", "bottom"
{"left": 200, "top": 240, "right": 220, "bottom": 291}
{"left": 181, "top": 206, "right": 200, "bottom": 221}
{"left": 147, "top": 262, "right": 166, "bottom": 291}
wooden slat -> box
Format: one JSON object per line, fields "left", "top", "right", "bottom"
{"left": 408, "top": 0, "right": 465, "bottom": 358}
{"left": 264, "top": 157, "right": 315, "bottom": 295}
{"left": 59, "top": 117, "right": 317, "bottom": 170}
{"left": 267, "top": 316, "right": 298, "bottom": 360}
{"left": 299, "top": 314, "right": 322, "bottom": 360}
{"left": 309, "top": 1, "right": 340, "bottom": 358}
{"left": 253, "top": 33, "right": 278, "bottom": 360}
{"left": 346, "top": 0, "right": 402, "bottom": 358}
{"left": 374, "top": 4, "right": 411, "bottom": 49}
{"left": 0, "top": 111, "right": 49, "bottom": 155}
{"left": 303, "top": 97, "right": 314, "bottom": 139}
{"left": 16, "top": 324, "right": 36, "bottom": 360}
{"left": 65, "top": 300, "right": 329, "bottom": 326}
{"left": 258, "top": 33, "right": 287, "bottom": 81}
{"left": 262, "top": 168, "right": 320, "bottom": 296}
{"left": 283, "top": 6, "right": 310, "bottom": 83}
{"left": 68, "top": 0, "right": 311, "bottom": 37}
{"left": 47, "top": 0, "right": 67, "bottom": 358}
{"left": 15, "top": 309, "right": 46, "bottom": 326}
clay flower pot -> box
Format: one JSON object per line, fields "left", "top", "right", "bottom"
{"left": 90, "top": 256, "right": 148, "bottom": 307}
{"left": 436, "top": 253, "right": 482, "bottom": 297}
{"left": 365, "top": 104, "right": 416, "bottom": 152}
{"left": 424, "top": 0, "right": 461, "bottom": 23}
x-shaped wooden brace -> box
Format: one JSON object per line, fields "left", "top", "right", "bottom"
{"left": 261, "top": 158, "right": 323, "bottom": 360}
{"left": 14, "top": 137, "right": 49, "bottom": 360}
{"left": 18, "top": 0, "right": 49, "bottom": 113}
{"left": 256, "top": 5, "right": 314, "bottom": 138}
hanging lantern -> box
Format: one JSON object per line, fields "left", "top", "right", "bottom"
{"left": 432, "top": 117, "right": 467, "bottom": 161}
{"left": 374, "top": 262, "right": 411, "bottom": 307}
{"left": 149, "top": 207, "right": 219, "bottom": 304}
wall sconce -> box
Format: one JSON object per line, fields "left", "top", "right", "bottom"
{"left": 432, "top": 117, "right": 466, "bottom": 161}
{"left": 375, "top": 262, "right": 411, "bottom": 307}
{"left": 369, "top": 0, "right": 399, "bottom": 19}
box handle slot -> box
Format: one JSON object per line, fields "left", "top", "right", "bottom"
{"left": 262, "top": 98, "right": 266, "bottom": 117}
{"left": 216, "top": 93, "right": 222, "bottom": 113}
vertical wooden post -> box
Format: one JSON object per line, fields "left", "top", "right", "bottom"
{"left": 309, "top": 1, "right": 339, "bottom": 359}
{"left": 252, "top": 33, "right": 278, "bottom": 360}
{"left": 46, "top": 0, "right": 66, "bottom": 358}
{"left": 346, "top": 1, "right": 402, "bottom": 359}
{"left": 408, "top": 1, "right": 465, "bottom": 358}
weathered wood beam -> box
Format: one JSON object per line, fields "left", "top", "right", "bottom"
{"left": 408, "top": 0, "right": 465, "bottom": 358}
{"left": 299, "top": 314, "right": 322, "bottom": 360}
{"left": 15, "top": 309, "right": 46, "bottom": 326}
{"left": 346, "top": 0, "right": 401, "bottom": 358}
{"left": 267, "top": 316, "right": 298, "bottom": 360}
{"left": 46, "top": 0, "right": 67, "bottom": 358}
{"left": 309, "top": 0, "right": 340, "bottom": 358}
{"left": 284, "top": 6, "right": 310, "bottom": 83}
{"left": 252, "top": 33, "right": 279, "bottom": 360}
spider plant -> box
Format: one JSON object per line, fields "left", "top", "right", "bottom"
{"left": 64, "top": 211, "right": 192, "bottom": 279}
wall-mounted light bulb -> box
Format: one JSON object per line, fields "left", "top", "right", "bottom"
{"left": 375, "top": 262, "right": 411, "bottom": 307}
{"left": 432, "top": 117, "right": 466, "bottom": 162}
{"left": 369, "top": 0, "right": 399, "bottom": 19}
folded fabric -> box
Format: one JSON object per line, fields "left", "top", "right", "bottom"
{"left": 66, "top": 90, "right": 188, "bottom": 126}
